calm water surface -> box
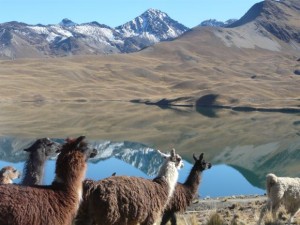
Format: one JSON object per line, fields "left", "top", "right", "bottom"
{"left": 0, "top": 102, "right": 299, "bottom": 197}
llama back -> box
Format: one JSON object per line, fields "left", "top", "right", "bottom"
{"left": 0, "top": 185, "right": 76, "bottom": 225}
{"left": 88, "top": 176, "right": 169, "bottom": 225}
{"left": 267, "top": 173, "right": 300, "bottom": 197}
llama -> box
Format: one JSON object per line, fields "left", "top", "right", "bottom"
{"left": 75, "top": 148, "right": 184, "bottom": 225}
{"left": 160, "top": 153, "right": 212, "bottom": 225}
{"left": 22, "top": 138, "right": 61, "bottom": 185}
{"left": 0, "top": 166, "right": 21, "bottom": 184}
{"left": 258, "top": 173, "right": 300, "bottom": 225}
{"left": 0, "top": 136, "right": 93, "bottom": 225}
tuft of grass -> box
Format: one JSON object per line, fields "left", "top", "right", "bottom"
{"left": 176, "top": 213, "right": 198, "bottom": 225}
{"left": 263, "top": 209, "right": 286, "bottom": 225}
{"left": 206, "top": 212, "right": 224, "bottom": 225}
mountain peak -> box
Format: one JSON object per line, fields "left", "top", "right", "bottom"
{"left": 115, "top": 8, "right": 189, "bottom": 41}
{"left": 144, "top": 8, "right": 165, "bottom": 15}
{"left": 141, "top": 8, "right": 168, "bottom": 20}
{"left": 59, "top": 18, "right": 77, "bottom": 27}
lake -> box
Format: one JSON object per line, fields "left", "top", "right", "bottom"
{"left": 0, "top": 101, "right": 299, "bottom": 197}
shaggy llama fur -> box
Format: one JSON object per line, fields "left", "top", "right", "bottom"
{"left": 0, "top": 136, "right": 92, "bottom": 225}
{"left": 258, "top": 173, "right": 300, "bottom": 225}
{"left": 22, "top": 138, "right": 61, "bottom": 185}
{"left": 160, "top": 153, "right": 211, "bottom": 225}
{"left": 0, "top": 166, "right": 21, "bottom": 184}
{"left": 75, "top": 148, "right": 183, "bottom": 225}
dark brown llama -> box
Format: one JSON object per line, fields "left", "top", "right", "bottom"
{"left": 0, "top": 166, "right": 21, "bottom": 184}
{"left": 75, "top": 148, "right": 184, "bottom": 225}
{"left": 0, "top": 136, "right": 93, "bottom": 225}
{"left": 160, "top": 153, "right": 211, "bottom": 225}
{"left": 22, "top": 138, "right": 61, "bottom": 185}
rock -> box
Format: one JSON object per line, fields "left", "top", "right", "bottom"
{"left": 294, "top": 70, "right": 300, "bottom": 75}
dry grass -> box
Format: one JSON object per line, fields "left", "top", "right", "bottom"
{"left": 0, "top": 29, "right": 299, "bottom": 108}
{"left": 173, "top": 202, "right": 300, "bottom": 225}
{"left": 205, "top": 212, "right": 224, "bottom": 225}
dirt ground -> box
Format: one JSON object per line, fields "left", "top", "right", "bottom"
{"left": 179, "top": 195, "right": 269, "bottom": 225}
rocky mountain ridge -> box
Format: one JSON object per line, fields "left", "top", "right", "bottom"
{"left": 228, "top": 0, "right": 300, "bottom": 45}
{"left": 0, "top": 9, "right": 189, "bottom": 59}
{"left": 1, "top": 0, "right": 299, "bottom": 59}
{"left": 199, "top": 19, "right": 237, "bottom": 27}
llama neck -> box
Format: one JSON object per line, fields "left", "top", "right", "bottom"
{"left": 0, "top": 176, "right": 12, "bottom": 184}
{"left": 157, "top": 161, "right": 179, "bottom": 198}
{"left": 183, "top": 166, "right": 202, "bottom": 195}
{"left": 53, "top": 153, "right": 87, "bottom": 207}
{"left": 22, "top": 152, "right": 46, "bottom": 185}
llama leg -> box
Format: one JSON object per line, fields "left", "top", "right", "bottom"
{"left": 160, "top": 212, "right": 172, "bottom": 225}
{"left": 258, "top": 200, "right": 274, "bottom": 225}
{"left": 270, "top": 201, "right": 280, "bottom": 221}
{"left": 170, "top": 213, "right": 177, "bottom": 225}
{"left": 257, "top": 205, "right": 267, "bottom": 225}
{"left": 288, "top": 209, "right": 300, "bottom": 225}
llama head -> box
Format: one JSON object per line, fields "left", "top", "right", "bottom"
{"left": 54, "top": 136, "right": 95, "bottom": 186}
{"left": 24, "top": 138, "right": 62, "bottom": 157}
{"left": 0, "top": 166, "right": 21, "bottom": 183}
{"left": 62, "top": 136, "right": 97, "bottom": 160}
{"left": 64, "top": 136, "right": 98, "bottom": 159}
{"left": 158, "top": 148, "right": 184, "bottom": 169}
{"left": 193, "top": 153, "right": 212, "bottom": 171}
{"left": 266, "top": 173, "right": 278, "bottom": 186}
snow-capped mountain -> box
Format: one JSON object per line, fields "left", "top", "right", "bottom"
{"left": 0, "top": 9, "right": 189, "bottom": 59}
{"left": 115, "top": 9, "right": 189, "bottom": 52}
{"left": 199, "top": 19, "right": 237, "bottom": 27}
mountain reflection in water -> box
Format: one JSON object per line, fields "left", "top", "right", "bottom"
{"left": 0, "top": 102, "right": 299, "bottom": 196}
{"left": 0, "top": 158, "right": 264, "bottom": 198}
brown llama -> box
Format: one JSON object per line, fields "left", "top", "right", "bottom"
{"left": 0, "top": 136, "right": 94, "bottom": 225}
{"left": 22, "top": 138, "right": 61, "bottom": 185}
{"left": 0, "top": 166, "right": 21, "bottom": 184}
{"left": 75, "top": 148, "right": 184, "bottom": 225}
{"left": 160, "top": 153, "right": 212, "bottom": 225}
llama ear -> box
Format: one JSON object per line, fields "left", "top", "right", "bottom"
{"left": 157, "top": 150, "right": 168, "bottom": 158}
{"left": 24, "top": 144, "right": 36, "bottom": 152}
{"left": 24, "top": 148, "right": 30, "bottom": 152}
{"left": 199, "top": 153, "right": 204, "bottom": 161}
{"left": 193, "top": 153, "right": 197, "bottom": 161}
{"left": 75, "top": 136, "right": 86, "bottom": 147}
{"left": 65, "top": 137, "right": 72, "bottom": 143}
{"left": 77, "top": 136, "right": 86, "bottom": 142}
{"left": 171, "top": 148, "right": 176, "bottom": 157}
{"left": 66, "top": 136, "right": 85, "bottom": 146}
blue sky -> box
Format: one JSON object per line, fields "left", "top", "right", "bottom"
{"left": 1, "top": 0, "right": 261, "bottom": 28}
